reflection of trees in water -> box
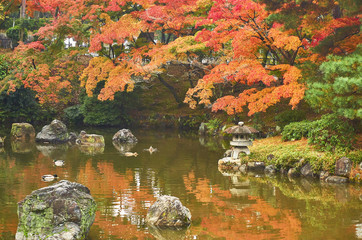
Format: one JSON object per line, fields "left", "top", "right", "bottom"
{"left": 198, "top": 136, "right": 229, "bottom": 152}
{"left": 0, "top": 136, "right": 361, "bottom": 240}
{"left": 183, "top": 171, "right": 302, "bottom": 240}
{"left": 77, "top": 161, "right": 156, "bottom": 239}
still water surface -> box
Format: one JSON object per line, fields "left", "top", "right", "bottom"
{"left": 0, "top": 129, "right": 361, "bottom": 239}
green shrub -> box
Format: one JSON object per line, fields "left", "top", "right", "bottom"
{"left": 0, "top": 55, "right": 9, "bottom": 80}
{"left": 0, "top": 87, "right": 54, "bottom": 126}
{"left": 6, "top": 25, "right": 28, "bottom": 47}
{"left": 63, "top": 105, "right": 84, "bottom": 126}
{"left": 308, "top": 114, "right": 355, "bottom": 151}
{"left": 275, "top": 109, "right": 306, "bottom": 129}
{"left": 282, "top": 120, "right": 313, "bottom": 141}
{"left": 178, "top": 115, "right": 207, "bottom": 130}
{"left": 282, "top": 114, "right": 355, "bottom": 151}
{"left": 204, "top": 118, "right": 222, "bottom": 134}
{"left": 81, "top": 93, "right": 133, "bottom": 127}
{"left": 1, "top": 18, "right": 49, "bottom": 31}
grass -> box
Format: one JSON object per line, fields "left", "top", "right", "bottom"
{"left": 244, "top": 136, "right": 362, "bottom": 174}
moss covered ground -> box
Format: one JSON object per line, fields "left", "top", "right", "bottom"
{"left": 244, "top": 135, "right": 362, "bottom": 177}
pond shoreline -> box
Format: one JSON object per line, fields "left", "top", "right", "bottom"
{"left": 218, "top": 136, "right": 362, "bottom": 184}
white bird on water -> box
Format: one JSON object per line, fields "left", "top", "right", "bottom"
{"left": 54, "top": 160, "right": 65, "bottom": 167}
{"left": 124, "top": 152, "right": 138, "bottom": 157}
{"left": 144, "top": 146, "right": 158, "bottom": 154}
{"left": 42, "top": 174, "right": 58, "bottom": 182}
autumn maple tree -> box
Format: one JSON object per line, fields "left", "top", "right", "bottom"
{"left": 184, "top": 0, "right": 360, "bottom": 116}
{"left": 1, "top": 0, "right": 360, "bottom": 117}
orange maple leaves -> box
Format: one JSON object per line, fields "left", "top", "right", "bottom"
{"left": 10, "top": 0, "right": 359, "bottom": 116}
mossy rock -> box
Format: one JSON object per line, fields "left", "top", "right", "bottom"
{"left": 16, "top": 180, "right": 96, "bottom": 240}
{"left": 78, "top": 133, "right": 105, "bottom": 146}
{"left": 146, "top": 195, "right": 191, "bottom": 228}
{"left": 11, "top": 123, "right": 35, "bottom": 141}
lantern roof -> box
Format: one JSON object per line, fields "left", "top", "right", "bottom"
{"left": 224, "top": 122, "right": 258, "bottom": 135}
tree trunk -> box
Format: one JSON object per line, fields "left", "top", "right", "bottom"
{"left": 19, "top": 0, "right": 26, "bottom": 42}
{"left": 157, "top": 74, "right": 183, "bottom": 107}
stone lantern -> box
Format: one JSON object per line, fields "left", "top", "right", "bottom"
{"left": 224, "top": 121, "right": 253, "bottom": 158}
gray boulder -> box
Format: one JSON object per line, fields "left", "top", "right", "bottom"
{"left": 146, "top": 195, "right": 191, "bottom": 228}
{"left": 288, "top": 168, "right": 300, "bottom": 178}
{"left": 36, "top": 120, "right": 69, "bottom": 143}
{"left": 112, "top": 129, "right": 138, "bottom": 143}
{"left": 16, "top": 180, "right": 96, "bottom": 240}
{"left": 264, "top": 165, "right": 276, "bottom": 175}
{"left": 335, "top": 157, "right": 352, "bottom": 177}
{"left": 247, "top": 161, "right": 265, "bottom": 172}
{"left": 300, "top": 163, "right": 314, "bottom": 178}
{"left": 68, "top": 132, "right": 78, "bottom": 144}
{"left": 319, "top": 171, "right": 330, "bottom": 181}
{"left": 325, "top": 176, "right": 349, "bottom": 184}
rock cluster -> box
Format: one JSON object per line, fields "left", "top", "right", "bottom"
{"left": 218, "top": 156, "right": 357, "bottom": 184}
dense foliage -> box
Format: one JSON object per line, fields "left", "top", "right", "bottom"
{"left": 282, "top": 114, "right": 356, "bottom": 151}
{"left": 0, "top": 0, "right": 360, "bottom": 135}
{"left": 306, "top": 45, "right": 362, "bottom": 119}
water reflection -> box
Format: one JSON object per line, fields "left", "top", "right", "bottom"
{"left": 0, "top": 130, "right": 360, "bottom": 239}
{"left": 112, "top": 142, "right": 137, "bottom": 155}
{"left": 11, "top": 140, "right": 36, "bottom": 154}
{"left": 36, "top": 143, "right": 68, "bottom": 159}
{"left": 78, "top": 144, "right": 105, "bottom": 155}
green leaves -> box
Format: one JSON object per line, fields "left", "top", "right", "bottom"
{"left": 306, "top": 45, "right": 362, "bottom": 119}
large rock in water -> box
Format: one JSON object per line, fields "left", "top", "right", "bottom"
{"left": 36, "top": 119, "right": 69, "bottom": 143}
{"left": 16, "top": 180, "right": 96, "bottom": 240}
{"left": 78, "top": 131, "right": 105, "bottom": 146}
{"left": 11, "top": 123, "right": 35, "bottom": 141}
{"left": 146, "top": 195, "right": 191, "bottom": 228}
{"left": 112, "top": 129, "right": 138, "bottom": 143}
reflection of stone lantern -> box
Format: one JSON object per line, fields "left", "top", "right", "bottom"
{"left": 224, "top": 121, "right": 253, "bottom": 158}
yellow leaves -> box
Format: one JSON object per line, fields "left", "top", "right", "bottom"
{"left": 184, "top": 80, "right": 214, "bottom": 109}
{"left": 81, "top": 56, "right": 140, "bottom": 101}
{"left": 0, "top": 4, "right": 4, "bottom": 21}
{"left": 98, "top": 62, "right": 136, "bottom": 101}
{"left": 99, "top": 13, "right": 112, "bottom": 24}
{"left": 270, "top": 64, "right": 302, "bottom": 84}
{"left": 269, "top": 28, "right": 302, "bottom": 51}
{"left": 168, "top": 36, "right": 206, "bottom": 54}
{"left": 80, "top": 57, "right": 114, "bottom": 97}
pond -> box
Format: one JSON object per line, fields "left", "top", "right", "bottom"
{"left": 0, "top": 129, "right": 361, "bottom": 239}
